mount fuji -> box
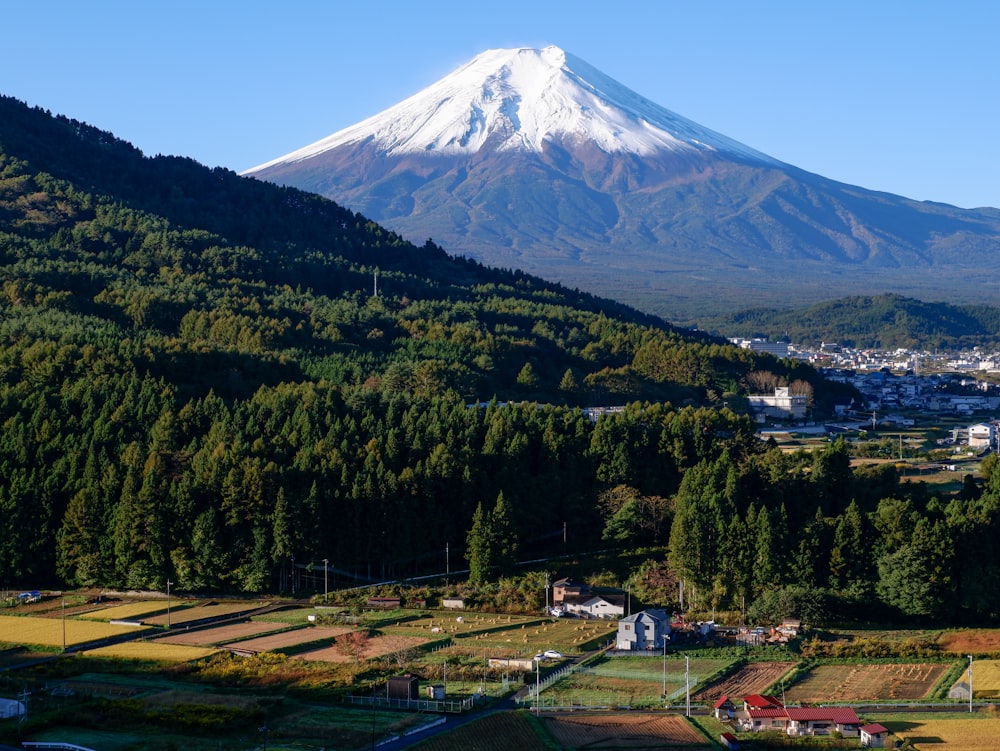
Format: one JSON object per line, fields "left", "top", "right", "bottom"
{"left": 245, "top": 46, "right": 1000, "bottom": 321}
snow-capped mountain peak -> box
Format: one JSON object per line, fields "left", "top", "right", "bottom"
{"left": 246, "top": 45, "right": 777, "bottom": 172}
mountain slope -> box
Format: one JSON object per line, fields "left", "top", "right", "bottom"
{"left": 697, "top": 293, "right": 1000, "bottom": 350}
{"left": 246, "top": 46, "right": 1000, "bottom": 322}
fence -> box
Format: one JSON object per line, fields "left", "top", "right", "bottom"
{"left": 345, "top": 693, "right": 477, "bottom": 714}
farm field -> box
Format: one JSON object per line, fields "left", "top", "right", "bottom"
{"left": 142, "top": 600, "right": 267, "bottom": 625}
{"left": 83, "top": 600, "right": 172, "bottom": 621}
{"left": 693, "top": 661, "right": 796, "bottom": 701}
{"left": 543, "top": 656, "right": 732, "bottom": 708}
{"left": 879, "top": 711, "right": 1000, "bottom": 750}
{"left": 412, "top": 710, "right": 551, "bottom": 751}
{"left": 542, "top": 712, "right": 711, "bottom": 749}
{"left": 223, "top": 625, "right": 353, "bottom": 653}
{"left": 0, "top": 614, "right": 148, "bottom": 648}
{"left": 951, "top": 659, "right": 1000, "bottom": 698}
{"left": 939, "top": 629, "right": 1000, "bottom": 654}
{"left": 297, "top": 633, "right": 431, "bottom": 662}
{"left": 155, "top": 620, "right": 294, "bottom": 646}
{"left": 81, "top": 641, "right": 218, "bottom": 661}
{"left": 785, "top": 662, "right": 950, "bottom": 702}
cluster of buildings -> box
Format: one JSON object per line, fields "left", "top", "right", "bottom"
{"left": 715, "top": 695, "right": 890, "bottom": 746}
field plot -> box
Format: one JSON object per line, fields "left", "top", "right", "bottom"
{"left": 84, "top": 601, "right": 171, "bottom": 621}
{"left": 413, "top": 710, "right": 551, "bottom": 751}
{"left": 0, "top": 614, "right": 147, "bottom": 647}
{"left": 143, "top": 601, "right": 267, "bottom": 625}
{"left": 785, "top": 663, "right": 949, "bottom": 702}
{"left": 380, "top": 612, "right": 544, "bottom": 638}
{"left": 82, "top": 641, "right": 218, "bottom": 661}
{"left": 951, "top": 659, "right": 1000, "bottom": 698}
{"left": 544, "top": 657, "right": 732, "bottom": 708}
{"left": 456, "top": 619, "right": 617, "bottom": 656}
{"left": 881, "top": 712, "right": 1000, "bottom": 750}
{"left": 298, "top": 633, "right": 431, "bottom": 663}
{"left": 939, "top": 629, "right": 1000, "bottom": 654}
{"left": 224, "top": 625, "right": 353, "bottom": 653}
{"left": 155, "top": 620, "right": 294, "bottom": 646}
{"left": 693, "top": 661, "right": 796, "bottom": 701}
{"left": 543, "top": 713, "right": 711, "bottom": 749}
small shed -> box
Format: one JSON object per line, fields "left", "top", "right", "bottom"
{"left": 859, "top": 723, "right": 890, "bottom": 748}
{"left": 714, "top": 695, "right": 735, "bottom": 720}
{"left": 387, "top": 674, "right": 419, "bottom": 700}
{"left": 441, "top": 597, "right": 465, "bottom": 610}
{"left": 366, "top": 596, "right": 402, "bottom": 609}
{"left": 0, "top": 698, "right": 25, "bottom": 719}
{"left": 720, "top": 731, "right": 739, "bottom": 750}
{"left": 426, "top": 684, "right": 445, "bottom": 700}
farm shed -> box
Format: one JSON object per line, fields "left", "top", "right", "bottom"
{"left": 441, "top": 597, "right": 464, "bottom": 609}
{"left": 0, "top": 697, "right": 25, "bottom": 718}
{"left": 714, "top": 696, "right": 735, "bottom": 720}
{"left": 720, "top": 731, "right": 739, "bottom": 749}
{"left": 387, "top": 674, "right": 419, "bottom": 700}
{"left": 860, "top": 723, "right": 890, "bottom": 748}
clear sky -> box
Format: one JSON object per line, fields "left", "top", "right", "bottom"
{"left": 5, "top": 1, "right": 999, "bottom": 209}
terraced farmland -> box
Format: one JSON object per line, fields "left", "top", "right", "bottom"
{"left": 785, "top": 662, "right": 949, "bottom": 702}
{"left": 543, "top": 713, "right": 711, "bottom": 749}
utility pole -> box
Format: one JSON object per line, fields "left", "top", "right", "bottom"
{"left": 969, "top": 655, "right": 974, "bottom": 713}
{"left": 61, "top": 595, "right": 66, "bottom": 652}
{"left": 166, "top": 579, "right": 172, "bottom": 629}
{"left": 661, "top": 635, "right": 667, "bottom": 706}
{"left": 322, "top": 558, "right": 329, "bottom": 602}
{"left": 685, "top": 654, "right": 690, "bottom": 717}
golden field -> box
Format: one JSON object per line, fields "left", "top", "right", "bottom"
{"left": 0, "top": 614, "right": 146, "bottom": 647}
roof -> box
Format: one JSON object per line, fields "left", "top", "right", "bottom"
{"left": 743, "top": 694, "right": 783, "bottom": 709}
{"left": 619, "top": 608, "right": 669, "bottom": 624}
{"left": 860, "top": 723, "right": 889, "bottom": 735}
{"left": 714, "top": 696, "right": 732, "bottom": 709}
{"left": 747, "top": 708, "right": 789, "bottom": 719}
{"left": 786, "top": 707, "right": 860, "bottom": 725}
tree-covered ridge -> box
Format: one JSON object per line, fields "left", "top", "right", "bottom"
{"left": 696, "top": 293, "right": 1000, "bottom": 350}
{"left": 0, "top": 95, "right": 823, "bottom": 590}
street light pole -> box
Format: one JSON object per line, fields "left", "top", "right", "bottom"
{"left": 661, "top": 635, "right": 667, "bottom": 706}
{"left": 166, "top": 579, "right": 172, "bottom": 629}
{"left": 61, "top": 595, "right": 66, "bottom": 652}
{"left": 322, "top": 558, "right": 329, "bottom": 602}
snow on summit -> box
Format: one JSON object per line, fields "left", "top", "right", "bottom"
{"left": 245, "top": 46, "right": 777, "bottom": 171}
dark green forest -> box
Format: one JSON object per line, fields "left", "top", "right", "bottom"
{"left": 1, "top": 95, "right": 999, "bottom": 625}
{"left": 696, "top": 292, "right": 1000, "bottom": 350}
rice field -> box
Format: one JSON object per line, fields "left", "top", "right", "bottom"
{"left": 155, "top": 620, "right": 295, "bottom": 646}
{"left": 952, "top": 659, "right": 1000, "bottom": 698}
{"left": 142, "top": 601, "right": 267, "bottom": 625}
{"left": 0, "top": 614, "right": 148, "bottom": 648}
{"left": 82, "top": 641, "right": 218, "bottom": 661}
{"left": 785, "top": 662, "right": 950, "bottom": 702}
{"left": 879, "top": 711, "right": 1000, "bottom": 750}
{"left": 84, "top": 601, "right": 171, "bottom": 621}
{"left": 542, "top": 656, "right": 732, "bottom": 708}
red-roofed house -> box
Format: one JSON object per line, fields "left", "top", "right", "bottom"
{"left": 742, "top": 694, "right": 783, "bottom": 711}
{"left": 860, "top": 723, "right": 890, "bottom": 748}
{"left": 714, "top": 696, "right": 735, "bottom": 721}
{"left": 738, "top": 697, "right": 862, "bottom": 738}
{"left": 786, "top": 706, "right": 860, "bottom": 736}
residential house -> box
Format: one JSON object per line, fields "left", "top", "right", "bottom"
{"left": 616, "top": 609, "right": 670, "bottom": 651}
{"left": 714, "top": 696, "right": 735, "bottom": 721}
{"left": 552, "top": 578, "right": 587, "bottom": 605}
{"left": 563, "top": 593, "right": 626, "bottom": 619}
{"left": 747, "top": 386, "right": 808, "bottom": 421}
{"left": 859, "top": 723, "right": 890, "bottom": 748}
{"left": 738, "top": 696, "right": 861, "bottom": 738}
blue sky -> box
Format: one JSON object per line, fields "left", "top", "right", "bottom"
{"left": 5, "top": 1, "right": 999, "bottom": 209}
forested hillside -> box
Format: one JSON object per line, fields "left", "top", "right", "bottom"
{"left": 1, "top": 96, "right": 999, "bottom": 625}
{"left": 697, "top": 293, "right": 1000, "bottom": 350}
